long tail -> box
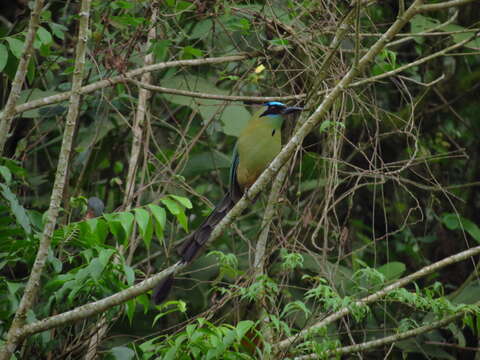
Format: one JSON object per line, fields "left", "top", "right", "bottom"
{"left": 152, "top": 193, "right": 236, "bottom": 304}
{"left": 178, "top": 192, "right": 236, "bottom": 262}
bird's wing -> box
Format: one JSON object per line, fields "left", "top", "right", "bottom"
{"left": 229, "top": 145, "right": 243, "bottom": 202}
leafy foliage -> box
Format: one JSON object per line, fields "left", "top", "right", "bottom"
{"left": 1, "top": 0, "right": 480, "bottom": 359}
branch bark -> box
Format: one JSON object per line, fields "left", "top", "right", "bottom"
{"left": 16, "top": 261, "right": 184, "bottom": 339}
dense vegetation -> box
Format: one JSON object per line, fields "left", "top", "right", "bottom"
{"left": 1, "top": 0, "right": 480, "bottom": 359}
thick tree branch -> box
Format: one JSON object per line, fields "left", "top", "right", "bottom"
{"left": 17, "top": 262, "right": 184, "bottom": 338}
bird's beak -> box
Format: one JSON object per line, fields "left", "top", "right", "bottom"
{"left": 283, "top": 106, "right": 303, "bottom": 115}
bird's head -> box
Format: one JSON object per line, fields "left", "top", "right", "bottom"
{"left": 86, "top": 197, "right": 105, "bottom": 218}
{"left": 260, "top": 101, "right": 303, "bottom": 117}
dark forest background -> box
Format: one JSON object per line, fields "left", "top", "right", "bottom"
{"left": 1, "top": 0, "right": 480, "bottom": 359}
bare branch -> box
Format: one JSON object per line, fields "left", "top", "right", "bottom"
{"left": 127, "top": 78, "right": 303, "bottom": 102}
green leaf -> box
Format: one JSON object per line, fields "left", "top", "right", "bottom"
{"left": 49, "top": 23, "right": 67, "bottom": 40}
{"left": 6, "top": 37, "right": 25, "bottom": 58}
{"left": 104, "top": 213, "right": 126, "bottom": 243}
{"left": 181, "top": 45, "right": 203, "bottom": 59}
{"left": 162, "top": 75, "right": 250, "bottom": 136}
{"left": 150, "top": 39, "right": 171, "bottom": 62}
{"left": 281, "top": 301, "right": 311, "bottom": 318}
{"left": 161, "top": 197, "right": 189, "bottom": 231}
{"left": 319, "top": 120, "right": 345, "bottom": 134}
{"left": 410, "top": 15, "right": 439, "bottom": 44}
{"left": 7, "top": 281, "right": 23, "bottom": 295}
{"left": 37, "top": 26, "right": 53, "bottom": 45}
{"left": 123, "top": 264, "right": 135, "bottom": 286}
{"left": 148, "top": 204, "right": 166, "bottom": 243}
{"left": 269, "top": 38, "right": 290, "bottom": 47}
{"left": 442, "top": 213, "right": 458, "bottom": 230}
{"left": 110, "top": 0, "right": 135, "bottom": 9}
{"left": 86, "top": 258, "right": 105, "bottom": 281}
{"left": 169, "top": 194, "right": 193, "bottom": 209}
{"left": 0, "top": 183, "right": 31, "bottom": 235}
{"left": 377, "top": 262, "right": 406, "bottom": 281}
{"left": 452, "top": 282, "right": 480, "bottom": 305}
{"left": 27, "top": 59, "right": 35, "bottom": 85}
{"left": 175, "top": 211, "right": 188, "bottom": 232}
{"left": 134, "top": 208, "right": 152, "bottom": 248}
{"left": 125, "top": 299, "right": 136, "bottom": 325}
{"left": 117, "top": 212, "right": 135, "bottom": 243}
{"left": 111, "top": 15, "right": 145, "bottom": 28}
{"left": 0, "top": 165, "right": 12, "bottom": 184}
{"left": 153, "top": 300, "right": 187, "bottom": 326}
{"left": 0, "top": 44, "right": 8, "bottom": 72}
{"left": 86, "top": 218, "right": 109, "bottom": 244}
{"left": 190, "top": 19, "right": 213, "bottom": 39}
{"left": 236, "top": 320, "right": 254, "bottom": 340}
{"left": 109, "top": 346, "right": 135, "bottom": 360}
{"left": 181, "top": 150, "right": 231, "bottom": 177}
{"left": 443, "top": 24, "right": 480, "bottom": 50}
{"left": 161, "top": 197, "right": 182, "bottom": 215}
{"left": 148, "top": 204, "right": 166, "bottom": 228}
{"left": 98, "top": 248, "right": 115, "bottom": 267}
{"left": 166, "top": 0, "right": 195, "bottom": 12}
{"left": 48, "top": 248, "right": 63, "bottom": 273}
{"left": 442, "top": 213, "right": 480, "bottom": 243}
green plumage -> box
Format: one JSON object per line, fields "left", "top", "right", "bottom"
{"left": 152, "top": 102, "right": 301, "bottom": 304}
{"left": 236, "top": 108, "right": 284, "bottom": 190}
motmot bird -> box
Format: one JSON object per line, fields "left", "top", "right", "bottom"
{"left": 152, "top": 101, "right": 302, "bottom": 304}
